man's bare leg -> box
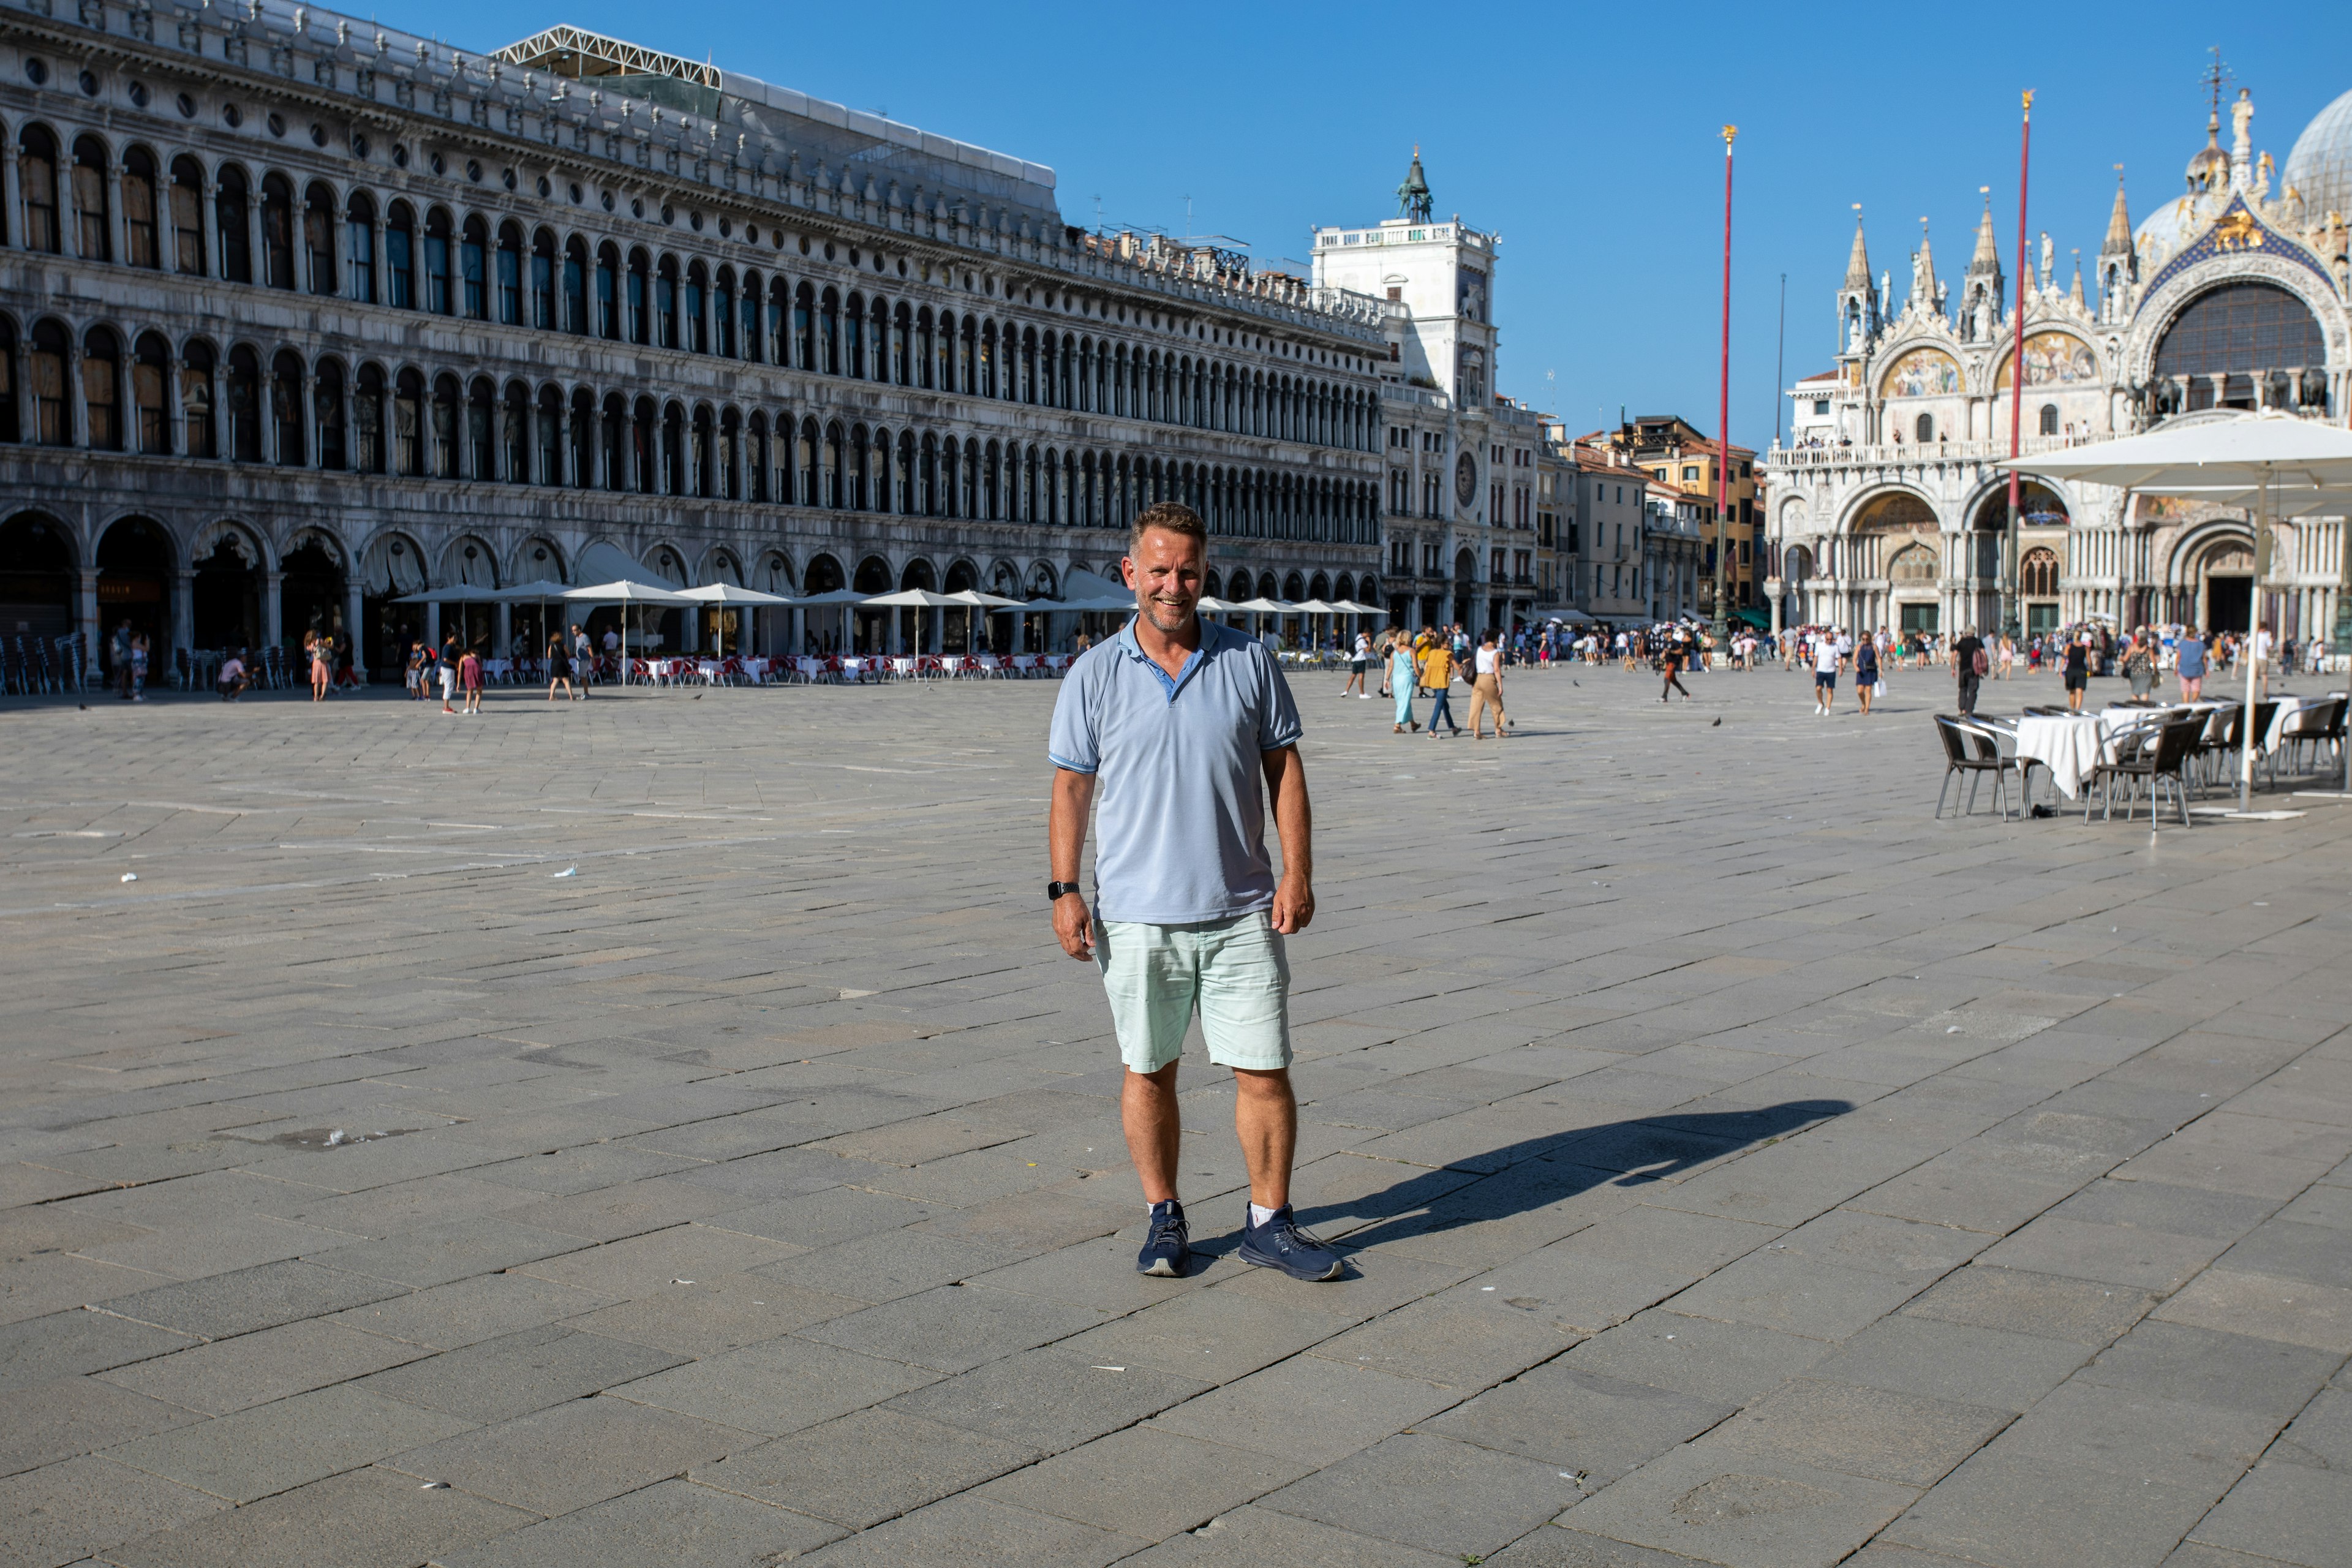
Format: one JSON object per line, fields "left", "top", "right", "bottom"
{"left": 1122, "top": 1062, "right": 1182, "bottom": 1205}
{"left": 1232, "top": 1067, "right": 1297, "bottom": 1210}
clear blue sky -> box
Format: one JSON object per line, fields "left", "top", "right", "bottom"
{"left": 394, "top": 1, "right": 2352, "bottom": 450}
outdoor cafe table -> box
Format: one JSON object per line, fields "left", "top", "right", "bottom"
{"left": 2012, "top": 712, "right": 2116, "bottom": 800}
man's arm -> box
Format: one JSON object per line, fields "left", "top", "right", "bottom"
{"left": 1049, "top": 767, "right": 1096, "bottom": 959}
{"left": 1261, "top": 745, "right": 1314, "bottom": 935}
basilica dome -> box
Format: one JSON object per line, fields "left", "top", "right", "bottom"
{"left": 2283, "top": 85, "right": 2352, "bottom": 226}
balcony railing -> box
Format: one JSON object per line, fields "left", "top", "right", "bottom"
{"left": 1766, "top": 433, "right": 2093, "bottom": 471}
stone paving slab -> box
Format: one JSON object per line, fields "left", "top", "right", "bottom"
{"left": 1, "top": 663, "right": 2348, "bottom": 1564}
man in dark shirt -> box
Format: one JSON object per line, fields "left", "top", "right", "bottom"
{"left": 1951, "top": 628, "right": 1986, "bottom": 716}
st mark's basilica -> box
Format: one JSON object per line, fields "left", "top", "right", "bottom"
{"left": 1768, "top": 76, "right": 2352, "bottom": 646}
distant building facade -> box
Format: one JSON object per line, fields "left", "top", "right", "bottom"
{"left": 0, "top": 6, "right": 1387, "bottom": 676}
{"left": 1764, "top": 78, "right": 2352, "bottom": 643}
{"left": 1316, "top": 153, "right": 1563, "bottom": 633}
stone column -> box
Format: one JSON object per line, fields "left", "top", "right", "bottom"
{"left": 263, "top": 571, "right": 283, "bottom": 652}
{"left": 496, "top": 603, "right": 512, "bottom": 660}
{"left": 172, "top": 570, "right": 194, "bottom": 666}
{"left": 301, "top": 373, "right": 319, "bottom": 468}
{"left": 76, "top": 567, "right": 100, "bottom": 683}
{"left": 345, "top": 578, "right": 366, "bottom": 682}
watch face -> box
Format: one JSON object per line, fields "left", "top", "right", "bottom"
{"left": 1455, "top": 451, "right": 1478, "bottom": 508}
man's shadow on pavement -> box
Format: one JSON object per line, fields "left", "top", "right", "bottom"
{"left": 1271, "top": 1098, "right": 1855, "bottom": 1262}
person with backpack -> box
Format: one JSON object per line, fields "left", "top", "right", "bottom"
{"left": 1951, "top": 627, "right": 1986, "bottom": 717}
{"left": 1853, "top": 632, "right": 1880, "bottom": 715}
{"left": 1419, "top": 636, "right": 1462, "bottom": 737}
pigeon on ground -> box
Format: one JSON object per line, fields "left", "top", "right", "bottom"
{"left": 1711, "top": 717, "right": 1722, "bottom": 727}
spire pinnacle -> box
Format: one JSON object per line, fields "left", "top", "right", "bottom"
{"left": 1842, "top": 205, "right": 1871, "bottom": 290}
{"left": 2102, "top": 166, "right": 2133, "bottom": 256}
{"left": 1970, "top": 192, "right": 2000, "bottom": 271}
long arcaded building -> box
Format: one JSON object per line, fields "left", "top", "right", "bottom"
{"left": 0, "top": 2, "right": 1390, "bottom": 673}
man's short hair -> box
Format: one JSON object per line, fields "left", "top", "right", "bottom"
{"left": 1131, "top": 502, "right": 1207, "bottom": 555}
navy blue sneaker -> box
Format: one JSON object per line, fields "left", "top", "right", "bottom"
{"left": 1237, "top": 1203, "right": 1344, "bottom": 1281}
{"left": 1137, "top": 1200, "right": 1189, "bottom": 1277}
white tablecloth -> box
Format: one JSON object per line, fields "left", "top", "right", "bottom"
{"left": 2015, "top": 714, "right": 2108, "bottom": 799}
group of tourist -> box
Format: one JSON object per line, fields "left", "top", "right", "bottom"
{"left": 1372, "top": 625, "right": 1513, "bottom": 739}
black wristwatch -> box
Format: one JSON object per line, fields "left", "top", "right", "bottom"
{"left": 1046, "top": 881, "right": 1083, "bottom": 901}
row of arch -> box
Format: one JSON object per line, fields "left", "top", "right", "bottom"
{"left": 8, "top": 118, "right": 1378, "bottom": 451}
{"left": 0, "top": 316, "right": 1380, "bottom": 545}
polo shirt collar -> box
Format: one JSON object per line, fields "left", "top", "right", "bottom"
{"left": 1115, "top": 615, "right": 1226, "bottom": 703}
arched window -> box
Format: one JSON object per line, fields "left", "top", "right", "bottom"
{"left": 628, "top": 250, "right": 650, "bottom": 344}
{"left": 631, "top": 397, "right": 656, "bottom": 492}
{"left": 459, "top": 216, "right": 488, "bottom": 319}
{"left": 2020, "top": 546, "right": 2059, "bottom": 597}
{"left": 1913, "top": 413, "right": 1933, "bottom": 443}
{"left": 19, "top": 127, "right": 61, "bottom": 254}
{"left": 83, "top": 328, "right": 122, "bottom": 450}
{"left": 820, "top": 287, "right": 840, "bottom": 375}
{"left": 600, "top": 393, "right": 627, "bottom": 491}
{"left": 170, "top": 156, "right": 206, "bottom": 276}
{"left": 344, "top": 192, "right": 375, "bottom": 304}
{"left": 560, "top": 237, "right": 588, "bottom": 330}
{"left": 123, "top": 148, "right": 160, "bottom": 268}
{"left": 595, "top": 244, "right": 620, "bottom": 339}
{"left": 844, "top": 291, "right": 864, "bottom": 379}
{"left": 739, "top": 270, "right": 763, "bottom": 363}
{"left": 824, "top": 420, "right": 844, "bottom": 508}
{"left": 134, "top": 332, "right": 170, "bottom": 454}
{"left": 894, "top": 303, "right": 913, "bottom": 385}
{"left": 503, "top": 381, "right": 532, "bottom": 483}
{"left": 385, "top": 202, "right": 415, "bottom": 308}
{"left": 226, "top": 345, "right": 262, "bottom": 461}
{"left": 431, "top": 375, "right": 461, "bottom": 477}
{"left": 571, "top": 387, "right": 595, "bottom": 488}
{"left": 216, "top": 166, "right": 251, "bottom": 281}
{"left": 466, "top": 377, "right": 495, "bottom": 480}
{"left": 353, "top": 363, "right": 385, "bottom": 474}
{"left": 690, "top": 404, "right": 712, "bottom": 496}
{"left": 684, "top": 261, "right": 707, "bottom": 354}
{"left": 655, "top": 257, "right": 679, "bottom": 349}
{"left": 496, "top": 222, "right": 524, "bottom": 325}
{"left": 270, "top": 349, "right": 305, "bottom": 466}
{"left": 314, "top": 358, "right": 345, "bottom": 470}
{"left": 530, "top": 230, "right": 556, "bottom": 330}
{"left": 661, "top": 403, "right": 684, "bottom": 493}
{"left": 260, "top": 174, "right": 295, "bottom": 288}
{"left": 303, "top": 183, "right": 336, "bottom": 295}
{"left": 393, "top": 369, "right": 424, "bottom": 475}
{"left": 798, "top": 417, "right": 818, "bottom": 505}
{"left": 794, "top": 282, "right": 816, "bottom": 369}
{"left": 72, "top": 135, "right": 110, "bottom": 262}
{"left": 423, "top": 208, "right": 453, "bottom": 313}
{"left": 715, "top": 269, "right": 737, "bottom": 358}
{"left": 2038, "top": 404, "right": 2059, "bottom": 436}
{"left": 176, "top": 341, "right": 216, "bottom": 458}
{"left": 718, "top": 408, "right": 741, "bottom": 500}
{"left": 537, "top": 385, "right": 563, "bottom": 486}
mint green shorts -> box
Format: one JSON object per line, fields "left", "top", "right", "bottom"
{"left": 1095, "top": 911, "right": 1292, "bottom": 1075}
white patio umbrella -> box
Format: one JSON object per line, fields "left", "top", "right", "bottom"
{"left": 1999, "top": 412, "right": 2352, "bottom": 804}
{"left": 679, "top": 582, "right": 797, "bottom": 662}
{"left": 561, "top": 579, "right": 696, "bottom": 684}
{"left": 489, "top": 579, "right": 571, "bottom": 665}
{"left": 390, "top": 583, "right": 503, "bottom": 603}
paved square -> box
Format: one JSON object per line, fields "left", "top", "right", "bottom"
{"left": 1, "top": 662, "right": 2347, "bottom": 1567}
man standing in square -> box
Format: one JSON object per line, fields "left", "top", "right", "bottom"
{"left": 1047, "top": 501, "right": 1341, "bottom": 1283}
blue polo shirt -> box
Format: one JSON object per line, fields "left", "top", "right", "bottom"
{"left": 1048, "top": 617, "right": 1303, "bottom": 924}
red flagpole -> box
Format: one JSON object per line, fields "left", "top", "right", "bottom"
{"left": 2004, "top": 91, "right": 2034, "bottom": 637}
{"left": 1716, "top": 126, "right": 1735, "bottom": 640}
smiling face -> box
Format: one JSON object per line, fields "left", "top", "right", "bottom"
{"left": 1123, "top": 527, "right": 1204, "bottom": 636}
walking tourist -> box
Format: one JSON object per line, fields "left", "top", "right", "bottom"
{"left": 1659, "top": 633, "right": 1692, "bottom": 703}
{"left": 546, "top": 633, "right": 576, "bottom": 701}
{"left": 1853, "top": 631, "right": 1879, "bottom": 715}
{"left": 458, "top": 646, "right": 484, "bottom": 714}
{"left": 1388, "top": 633, "right": 1420, "bottom": 733}
{"left": 308, "top": 631, "right": 332, "bottom": 701}
{"left": 111, "top": 620, "right": 135, "bottom": 701}
{"left": 1952, "top": 626, "right": 1985, "bottom": 717}
{"left": 572, "top": 624, "right": 595, "bottom": 696}
{"left": 1343, "top": 630, "right": 1372, "bottom": 699}
{"left": 2176, "top": 628, "right": 2206, "bottom": 701}
{"left": 1813, "top": 628, "right": 1842, "bottom": 715}
{"left": 1046, "top": 500, "right": 1339, "bottom": 1283}
{"left": 2062, "top": 633, "right": 2090, "bottom": 712}
{"left": 129, "top": 634, "right": 148, "bottom": 702}
{"left": 1468, "top": 631, "right": 1511, "bottom": 739}
{"left": 437, "top": 641, "right": 459, "bottom": 714}
{"left": 2124, "top": 630, "right": 2158, "bottom": 701}
{"left": 1420, "top": 635, "right": 1462, "bottom": 737}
